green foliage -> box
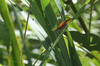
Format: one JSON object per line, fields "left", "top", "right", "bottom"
{"left": 0, "top": 0, "right": 100, "bottom": 66}
{"left": 0, "top": 20, "right": 10, "bottom": 53}
{"left": 70, "top": 31, "right": 100, "bottom": 51}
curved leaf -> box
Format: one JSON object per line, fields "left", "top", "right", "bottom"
{"left": 70, "top": 31, "right": 100, "bottom": 51}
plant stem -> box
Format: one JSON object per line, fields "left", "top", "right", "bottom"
{"left": 64, "top": 0, "right": 88, "bottom": 33}
{"left": 89, "top": 0, "right": 94, "bottom": 33}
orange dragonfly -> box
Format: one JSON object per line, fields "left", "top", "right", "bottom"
{"left": 55, "top": 18, "right": 72, "bottom": 31}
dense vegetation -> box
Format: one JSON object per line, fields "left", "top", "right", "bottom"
{"left": 0, "top": 0, "right": 100, "bottom": 66}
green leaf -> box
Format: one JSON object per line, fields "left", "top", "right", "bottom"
{"left": 41, "top": 0, "right": 70, "bottom": 65}
{"left": 0, "top": 20, "right": 10, "bottom": 53}
{"left": 69, "top": 21, "right": 82, "bottom": 33}
{"left": 93, "top": 58, "right": 100, "bottom": 66}
{"left": 65, "top": 30, "right": 82, "bottom": 66}
{"left": 80, "top": 57, "right": 92, "bottom": 66}
{"left": 70, "top": 31, "right": 100, "bottom": 51}
{"left": 0, "top": 0, "right": 24, "bottom": 66}
{"left": 49, "top": 0, "right": 59, "bottom": 15}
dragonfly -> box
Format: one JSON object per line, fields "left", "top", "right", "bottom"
{"left": 55, "top": 18, "right": 72, "bottom": 31}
